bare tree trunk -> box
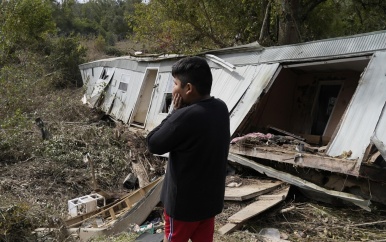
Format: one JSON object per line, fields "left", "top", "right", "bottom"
{"left": 259, "top": 0, "right": 272, "bottom": 43}
{"left": 277, "top": 0, "right": 300, "bottom": 45}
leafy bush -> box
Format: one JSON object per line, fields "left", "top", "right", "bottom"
{"left": 95, "top": 35, "right": 107, "bottom": 52}
{"left": 0, "top": 0, "right": 55, "bottom": 65}
{"left": 0, "top": 204, "right": 39, "bottom": 242}
{"left": 105, "top": 46, "right": 125, "bottom": 56}
{"left": 47, "top": 35, "right": 87, "bottom": 88}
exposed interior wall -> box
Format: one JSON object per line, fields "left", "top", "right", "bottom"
{"left": 290, "top": 71, "right": 360, "bottom": 137}
{"left": 255, "top": 68, "right": 297, "bottom": 132}
{"left": 242, "top": 68, "right": 360, "bottom": 145}
{"left": 322, "top": 72, "right": 359, "bottom": 137}
{"left": 132, "top": 69, "right": 158, "bottom": 125}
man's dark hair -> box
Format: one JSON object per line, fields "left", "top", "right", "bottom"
{"left": 172, "top": 56, "right": 212, "bottom": 96}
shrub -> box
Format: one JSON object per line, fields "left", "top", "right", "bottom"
{"left": 0, "top": 204, "right": 38, "bottom": 241}
{"left": 47, "top": 35, "right": 87, "bottom": 88}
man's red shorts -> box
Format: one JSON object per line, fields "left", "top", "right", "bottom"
{"left": 164, "top": 211, "right": 215, "bottom": 242}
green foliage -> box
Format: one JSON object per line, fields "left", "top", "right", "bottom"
{"left": 95, "top": 35, "right": 108, "bottom": 51}
{"left": 105, "top": 46, "right": 126, "bottom": 56}
{"left": 0, "top": 0, "right": 55, "bottom": 62}
{"left": 46, "top": 35, "right": 87, "bottom": 88}
{"left": 132, "top": 0, "right": 258, "bottom": 53}
{"left": 52, "top": 0, "right": 141, "bottom": 42}
{"left": 131, "top": 0, "right": 386, "bottom": 52}
{"left": 0, "top": 204, "right": 39, "bottom": 241}
{"left": 0, "top": 110, "right": 34, "bottom": 162}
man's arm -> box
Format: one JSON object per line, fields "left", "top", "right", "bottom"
{"left": 146, "top": 93, "right": 186, "bottom": 154}
{"left": 146, "top": 111, "right": 185, "bottom": 155}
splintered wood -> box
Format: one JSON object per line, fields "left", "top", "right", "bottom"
{"left": 219, "top": 185, "right": 290, "bottom": 235}
{"left": 224, "top": 180, "right": 283, "bottom": 201}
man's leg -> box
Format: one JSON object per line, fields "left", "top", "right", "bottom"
{"left": 164, "top": 211, "right": 215, "bottom": 242}
{"left": 190, "top": 216, "right": 215, "bottom": 242}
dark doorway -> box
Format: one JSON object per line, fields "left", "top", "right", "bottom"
{"left": 311, "top": 84, "right": 341, "bottom": 135}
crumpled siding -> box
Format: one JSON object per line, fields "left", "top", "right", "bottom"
{"left": 327, "top": 51, "right": 386, "bottom": 168}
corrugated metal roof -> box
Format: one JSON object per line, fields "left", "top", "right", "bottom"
{"left": 327, "top": 51, "right": 386, "bottom": 167}
{"left": 79, "top": 55, "right": 181, "bottom": 71}
{"left": 217, "top": 31, "right": 386, "bottom": 65}
{"left": 79, "top": 31, "right": 386, "bottom": 70}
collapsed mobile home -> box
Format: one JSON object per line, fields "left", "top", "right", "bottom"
{"left": 79, "top": 31, "right": 386, "bottom": 207}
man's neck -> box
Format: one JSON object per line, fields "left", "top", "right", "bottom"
{"left": 189, "top": 94, "right": 211, "bottom": 104}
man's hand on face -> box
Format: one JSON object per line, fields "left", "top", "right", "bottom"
{"left": 173, "top": 93, "right": 184, "bottom": 110}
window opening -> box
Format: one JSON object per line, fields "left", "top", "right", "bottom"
{"left": 160, "top": 93, "right": 172, "bottom": 113}
{"left": 118, "top": 82, "right": 128, "bottom": 91}
{"left": 100, "top": 69, "right": 108, "bottom": 80}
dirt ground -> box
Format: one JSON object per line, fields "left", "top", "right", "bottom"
{"left": 2, "top": 89, "right": 386, "bottom": 242}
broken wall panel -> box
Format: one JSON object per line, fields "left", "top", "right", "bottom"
{"left": 327, "top": 51, "right": 386, "bottom": 167}
{"left": 89, "top": 67, "right": 116, "bottom": 107}
{"left": 109, "top": 70, "right": 144, "bottom": 123}
{"left": 289, "top": 72, "right": 359, "bottom": 137}
{"left": 210, "top": 65, "right": 254, "bottom": 112}
{"left": 228, "top": 153, "right": 371, "bottom": 210}
{"left": 240, "top": 68, "right": 360, "bottom": 143}
{"left": 254, "top": 68, "right": 297, "bottom": 132}
{"left": 145, "top": 72, "right": 174, "bottom": 131}
{"left": 83, "top": 67, "right": 104, "bottom": 98}
{"left": 131, "top": 68, "right": 159, "bottom": 127}
{"left": 230, "top": 63, "right": 280, "bottom": 135}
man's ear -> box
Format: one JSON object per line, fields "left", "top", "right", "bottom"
{"left": 185, "top": 83, "right": 193, "bottom": 95}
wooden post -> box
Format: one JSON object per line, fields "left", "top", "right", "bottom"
{"left": 85, "top": 153, "right": 98, "bottom": 191}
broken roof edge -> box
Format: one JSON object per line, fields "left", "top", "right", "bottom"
{"left": 79, "top": 30, "right": 386, "bottom": 70}
{"left": 199, "top": 41, "right": 264, "bottom": 55}
{"left": 78, "top": 43, "right": 263, "bottom": 70}
{"left": 263, "top": 30, "right": 386, "bottom": 51}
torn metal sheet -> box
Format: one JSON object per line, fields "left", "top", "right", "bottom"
{"left": 228, "top": 153, "right": 371, "bottom": 211}
{"left": 229, "top": 63, "right": 280, "bottom": 135}
{"left": 210, "top": 65, "right": 253, "bottom": 112}
{"left": 327, "top": 51, "right": 386, "bottom": 172}
{"left": 88, "top": 68, "right": 116, "bottom": 107}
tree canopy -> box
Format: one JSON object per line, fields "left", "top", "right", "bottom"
{"left": 132, "top": 0, "right": 386, "bottom": 53}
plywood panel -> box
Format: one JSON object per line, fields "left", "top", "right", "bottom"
{"left": 227, "top": 187, "right": 289, "bottom": 223}
{"left": 224, "top": 181, "right": 283, "bottom": 201}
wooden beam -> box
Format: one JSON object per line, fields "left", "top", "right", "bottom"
{"left": 224, "top": 181, "right": 283, "bottom": 201}
{"left": 228, "top": 187, "right": 289, "bottom": 224}
{"left": 230, "top": 144, "right": 359, "bottom": 176}
{"left": 227, "top": 153, "right": 370, "bottom": 211}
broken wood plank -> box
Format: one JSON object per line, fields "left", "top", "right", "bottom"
{"left": 218, "top": 222, "right": 242, "bottom": 235}
{"left": 229, "top": 144, "right": 359, "bottom": 176}
{"left": 227, "top": 153, "right": 371, "bottom": 211}
{"left": 268, "top": 126, "right": 305, "bottom": 141}
{"left": 371, "top": 135, "right": 386, "bottom": 161}
{"left": 224, "top": 181, "right": 283, "bottom": 201}
{"left": 368, "top": 151, "right": 381, "bottom": 164}
{"left": 227, "top": 187, "right": 289, "bottom": 224}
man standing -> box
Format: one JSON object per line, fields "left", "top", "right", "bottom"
{"left": 146, "top": 56, "right": 230, "bottom": 242}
